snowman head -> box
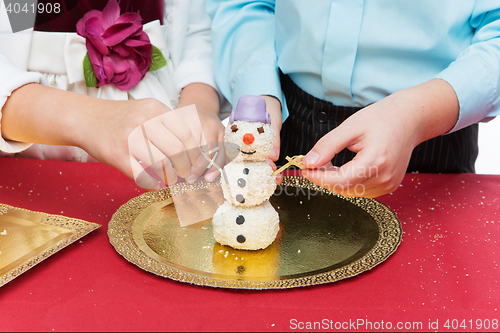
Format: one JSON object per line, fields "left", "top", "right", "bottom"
{"left": 225, "top": 96, "right": 275, "bottom": 161}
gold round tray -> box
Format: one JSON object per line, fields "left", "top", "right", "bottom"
{"left": 108, "top": 177, "right": 402, "bottom": 289}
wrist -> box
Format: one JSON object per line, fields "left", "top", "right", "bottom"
{"left": 178, "top": 83, "right": 220, "bottom": 117}
{"left": 70, "top": 97, "right": 113, "bottom": 150}
{"left": 260, "top": 95, "right": 282, "bottom": 112}
{"left": 390, "top": 79, "right": 459, "bottom": 146}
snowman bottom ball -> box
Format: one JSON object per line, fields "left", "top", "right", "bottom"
{"left": 212, "top": 201, "right": 280, "bottom": 250}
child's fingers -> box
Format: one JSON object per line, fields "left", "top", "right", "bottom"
{"left": 142, "top": 117, "right": 206, "bottom": 179}
{"left": 266, "top": 158, "right": 283, "bottom": 184}
{"left": 129, "top": 124, "right": 193, "bottom": 183}
{"left": 131, "top": 159, "right": 161, "bottom": 190}
{"left": 150, "top": 122, "right": 200, "bottom": 175}
{"left": 159, "top": 108, "right": 204, "bottom": 168}
{"left": 303, "top": 166, "right": 398, "bottom": 198}
{"left": 204, "top": 141, "right": 227, "bottom": 182}
{"left": 160, "top": 158, "right": 179, "bottom": 186}
{"left": 303, "top": 146, "right": 375, "bottom": 186}
{"left": 128, "top": 124, "right": 166, "bottom": 166}
{"left": 302, "top": 124, "right": 360, "bottom": 168}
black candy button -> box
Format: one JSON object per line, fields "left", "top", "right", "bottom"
{"left": 236, "top": 215, "right": 245, "bottom": 225}
{"left": 243, "top": 168, "right": 249, "bottom": 175}
{"left": 237, "top": 235, "right": 246, "bottom": 243}
{"left": 236, "top": 194, "right": 245, "bottom": 203}
{"left": 237, "top": 178, "right": 246, "bottom": 188}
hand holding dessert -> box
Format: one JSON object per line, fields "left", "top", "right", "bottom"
{"left": 1, "top": 82, "right": 224, "bottom": 189}
{"left": 301, "top": 79, "right": 459, "bottom": 198}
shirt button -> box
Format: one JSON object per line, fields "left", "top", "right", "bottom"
{"left": 316, "top": 110, "right": 328, "bottom": 123}
{"left": 167, "top": 15, "right": 173, "bottom": 23}
{"left": 50, "top": 80, "right": 57, "bottom": 87}
{"left": 171, "top": 100, "right": 177, "bottom": 109}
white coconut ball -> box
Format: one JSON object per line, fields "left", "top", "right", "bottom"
{"left": 212, "top": 200, "right": 280, "bottom": 250}
{"left": 221, "top": 160, "right": 276, "bottom": 207}
{"left": 225, "top": 120, "right": 274, "bottom": 162}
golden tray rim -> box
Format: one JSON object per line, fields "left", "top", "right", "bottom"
{"left": 108, "top": 176, "right": 402, "bottom": 289}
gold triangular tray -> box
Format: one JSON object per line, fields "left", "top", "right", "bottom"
{"left": 0, "top": 204, "right": 100, "bottom": 287}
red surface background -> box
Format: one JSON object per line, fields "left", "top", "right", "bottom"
{"left": 0, "top": 157, "right": 498, "bottom": 332}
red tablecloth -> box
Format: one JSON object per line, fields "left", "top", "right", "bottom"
{"left": 0, "top": 157, "right": 498, "bottom": 332}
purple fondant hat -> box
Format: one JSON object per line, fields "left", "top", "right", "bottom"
{"left": 229, "top": 95, "right": 271, "bottom": 124}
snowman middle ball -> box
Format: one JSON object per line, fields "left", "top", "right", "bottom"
{"left": 221, "top": 161, "right": 277, "bottom": 207}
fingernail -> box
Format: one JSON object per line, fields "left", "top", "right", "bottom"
{"left": 205, "top": 171, "right": 218, "bottom": 182}
{"left": 186, "top": 174, "right": 197, "bottom": 184}
{"left": 135, "top": 173, "right": 160, "bottom": 190}
{"left": 303, "top": 151, "right": 319, "bottom": 166}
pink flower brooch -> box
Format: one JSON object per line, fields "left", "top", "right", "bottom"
{"left": 76, "top": 0, "right": 166, "bottom": 90}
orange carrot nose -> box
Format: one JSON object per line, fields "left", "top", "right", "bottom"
{"left": 243, "top": 133, "right": 255, "bottom": 145}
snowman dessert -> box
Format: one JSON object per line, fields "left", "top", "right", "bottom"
{"left": 212, "top": 95, "right": 279, "bottom": 250}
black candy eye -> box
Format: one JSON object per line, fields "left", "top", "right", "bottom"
{"left": 231, "top": 125, "right": 238, "bottom": 132}
{"left": 257, "top": 126, "right": 264, "bottom": 134}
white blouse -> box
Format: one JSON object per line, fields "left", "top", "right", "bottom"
{"left": 0, "top": 0, "right": 216, "bottom": 159}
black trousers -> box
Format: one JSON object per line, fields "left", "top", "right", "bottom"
{"left": 278, "top": 72, "right": 478, "bottom": 173}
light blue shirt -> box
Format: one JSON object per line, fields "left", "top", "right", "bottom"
{"left": 207, "top": 0, "right": 500, "bottom": 132}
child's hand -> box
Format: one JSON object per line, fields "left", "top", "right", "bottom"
{"left": 300, "top": 79, "right": 459, "bottom": 198}
{"left": 301, "top": 102, "right": 414, "bottom": 197}
{"left": 1, "top": 83, "right": 222, "bottom": 189}
{"left": 80, "top": 98, "right": 208, "bottom": 189}
{"left": 177, "top": 83, "right": 225, "bottom": 183}
{"left": 86, "top": 83, "right": 225, "bottom": 189}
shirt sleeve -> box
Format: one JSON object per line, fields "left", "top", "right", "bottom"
{"left": 0, "top": 54, "right": 45, "bottom": 153}
{"left": 207, "top": 0, "right": 287, "bottom": 118}
{"left": 434, "top": 2, "right": 500, "bottom": 132}
{"left": 172, "top": 0, "right": 217, "bottom": 94}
